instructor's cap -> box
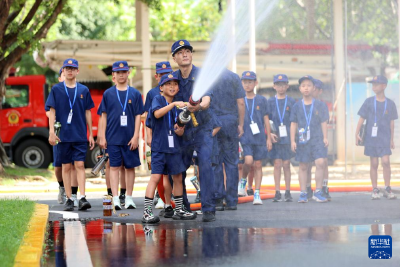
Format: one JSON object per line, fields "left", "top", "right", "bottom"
{"left": 159, "top": 73, "right": 179, "bottom": 86}
{"left": 273, "top": 74, "right": 288, "bottom": 83}
{"left": 298, "top": 75, "right": 314, "bottom": 85}
{"left": 171, "top": 40, "right": 193, "bottom": 56}
{"left": 62, "top": 58, "right": 78, "bottom": 69}
{"left": 241, "top": 71, "right": 257, "bottom": 80}
{"left": 156, "top": 61, "right": 172, "bottom": 74}
{"left": 112, "top": 61, "right": 130, "bottom": 72}
{"left": 368, "top": 75, "right": 388, "bottom": 84}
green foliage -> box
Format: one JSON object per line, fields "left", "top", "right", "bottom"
{"left": 13, "top": 54, "right": 58, "bottom": 83}
{"left": 0, "top": 198, "right": 35, "bottom": 267}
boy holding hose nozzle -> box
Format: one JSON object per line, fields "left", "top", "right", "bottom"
{"left": 142, "top": 73, "right": 197, "bottom": 223}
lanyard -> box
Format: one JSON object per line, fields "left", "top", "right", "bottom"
{"left": 245, "top": 97, "right": 256, "bottom": 122}
{"left": 302, "top": 99, "right": 314, "bottom": 130}
{"left": 275, "top": 95, "right": 287, "bottom": 125}
{"left": 63, "top": 81, "right": 77, "bottom": 111}
{"left": 116, "top": 86, "right": 129, "bottom": 115}
{"left": 374, "top": 96, "right": 387, "bottom": 126}
{"left": 164, "top": 97, "right": 174, "bottom": 135}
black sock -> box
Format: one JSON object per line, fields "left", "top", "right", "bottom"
{"left": 120, "top": 188, "right": 126, "bottom": 195}
{"left": 71, "top": 186, "right": 78, "bottom": 194}
{"left": 58, "top": 181, "right": 64, "bottom": 187}
{"left": 107, "top": 188, "right": 112, "bottom": 196}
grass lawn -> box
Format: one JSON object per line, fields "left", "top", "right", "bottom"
{"left": 0, "top": 199, "right": 35, "bottom": 267}
{"left": 0, "top": 165, "right": 53, "bottom": 185}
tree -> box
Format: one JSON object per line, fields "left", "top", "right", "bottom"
{"left": 0, "top": 0, "right": 67, "bottom": 171}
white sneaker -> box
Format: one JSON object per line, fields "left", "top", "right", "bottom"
{"left": 58, "top": 187, "right": 66, "bottom": 204}
{"left": 155, "top": 198, "right": 165, "bottom": 209}
{"left": 125, "top": 195, "right": 136, "bottom": 209}
{"left": 238, "top": 179, "right": 247, "bottom": 197}
{"left": 71, "top": 194, "right": 78, "bottom": 207}
{"left": 113, "top": 196, "right": 122, "bottom": 210}
{"left": 253, "top": 192, "right": 263, "bottom": 205}
{"left": 371, "top": 188, "right": 380, "bottom": 200}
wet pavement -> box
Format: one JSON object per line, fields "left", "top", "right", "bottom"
{"left": 44, "top": 219, "right": 400, "bottom": 267}
{"left": 39, "top": 192, "right": 400, "bottom": 266}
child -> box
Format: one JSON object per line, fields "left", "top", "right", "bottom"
{"left": 290, "top": 75, "right": 329, "bottom": 203}
{"left": 267, "top": 74, "right": 295, "bottom": 202}
{"left": 143, "top": 61, "right": 175, "bottom": 212}
{"left": 98, "top": 61, "right": 144, "bottom": 210}
{"left": 46, "top": 58, "right": 95, "bottom": 211}
{"left": 307, "top": 78, "right": 331, "bottom": 201}
{"left": 355, "top": 75, "right": 397, "bottom": 200}
{"left": 237, "top": 71, "right": 272, "bottom": 205}
{"left": 142, "top": 73, "right": 197, "bottom": 223}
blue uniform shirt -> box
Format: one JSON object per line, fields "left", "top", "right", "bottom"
{"left": 173, "top": 65, "right": 213, "bottom": 133}
{"left": 240, "top": 95, "right": 269, "bottom": 145}
{"left": 358, "top": 96, "right": 398, "bottom": 148}
{"left": 144, "top": 86, "right": 162, "bottom": 129}
{"left": 150, "top": 95, "right": 182, "bottom": 153}
{"left": 290, "top": 99, "right": 329, "bottom": 145}
{"left": 45, "top": 82, "right": 94, "bottom": 142}
{"left": 144, "top": 85, "right": 162, "bottom": 113}
{"left": 210, "top": 69, "right": 245, "bottom": 120}
{"left": 267, "top": 95, "right": 296, "bottom": 145}
{"left": 98, "top": 86, "right": 144, "bottom": 145}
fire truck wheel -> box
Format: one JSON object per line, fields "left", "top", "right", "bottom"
{"left": 85, "top": 145, "right": 100, "bottom": 168}
{"left": 14, "top": 139, "right": 51, "bottom": 169}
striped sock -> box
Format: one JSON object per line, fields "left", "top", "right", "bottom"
{"left": 144, "top": 197, "right": 153, "bottom": 210}
{"left": 174, "top": 196, "right": 183, "bottom": 211}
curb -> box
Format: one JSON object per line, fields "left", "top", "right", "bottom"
{"left": 14, "top": 203, "right": 49, "bottom": 267}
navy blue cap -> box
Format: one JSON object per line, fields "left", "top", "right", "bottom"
{"left": 241, "top": 71, "right": 257, "bottom": 80}
{"left": 62, "top": 58, "right": 78, "bottom": 69}
{"left": 59, "top": 68, "right": 63, "bottom": 76}
{"left": 156, "top": 61, "right": 172, "bottom": 74}
{"left": 159, "top": 73, "right": 179, "bottom": 86}
{"left": 112, "top": 61, "right": 130, "bottom": 72}
{"left": 298, "top": 75, "right": 314, "bottom": 85}
{"left": 273, "top": 74, "right": 288, "bottom": 83}
{"left": 368, "top": 75, "right": 388, "bottom": 84}
{"left": 313, "top": 79, "right": 324, "bottom": 89}
{"left": 171, "top": 40, "right": 193, "bottom": 56}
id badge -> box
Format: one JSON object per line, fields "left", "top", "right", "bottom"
{"left": 168, "top": 135, "right": 174, "bottom": 148}
{"left": 279, "top": 125, "right": 287, "bottom": 137}
{"left": 307, "top": 129, "right": 310, "bottom": 141}
{"left": 120, "top": 115, "right": 127, "bottom": 127}
{"left": 67, "top": 111, "right": 73, "bottom": 124}
{"left": 298, "top": 128, "right": 308, "bottom": 144}
{"left": 371, "top": 126, "right": 378, "bottom": 137}
{"left": 250, "top": 121, "right": 260, "bottom": 135}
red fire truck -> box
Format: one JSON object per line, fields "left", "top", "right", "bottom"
{"left": 1, "top": 75, "right": 107, "bottom": 168}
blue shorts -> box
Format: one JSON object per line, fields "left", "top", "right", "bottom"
{"left": 295, "top": 141, "right": 327, "bottom": 163}
{"left": 53, "top": 145, "right": 62, "bottom": 167}
{"left": 108, "top": 145, "right": 141, "bottom": 169}
{"left": 364, "top": 146, "right": 392, "bottom": 157}
{"left": 151, "top": 151, "right": 186, "bottom": 175}
{"left": 58, "top": 142, "right": 87, "bottom": 164}
{"left": 242, "top": 144, "right": 267, "bottom": 161}
{"left": 269, "top": 143, "right": 295, "bottom": 161}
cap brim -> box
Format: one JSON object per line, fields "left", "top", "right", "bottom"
{"left": 156, "top": 69, "right": 172, "bottom": 74}
{"left": 172, "top": 45, "right": 193, "bottom": 56}
{"left": 299, "top": 78, "right": 314, "bottom": 85}
{"left": 112, "top": 67, "right": 130, "bottom": 72}
{"left": 241, "top": 77, "right": 257, "bottom": 80}
{"left": 160, "top": 77, "right": 179, "bottom": 86}
{"left": 62, "top": 64, "right": 78, "bottom": 68}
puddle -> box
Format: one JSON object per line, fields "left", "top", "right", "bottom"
{"left": 43, "top": 220, "right": 399, "bottom": 266}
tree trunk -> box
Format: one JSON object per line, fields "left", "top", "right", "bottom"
{"left": 0, "top": 138, "right": 10, "bottom": 168}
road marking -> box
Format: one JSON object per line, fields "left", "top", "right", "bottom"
{"left": 64, "top": 221, "right": 93, "bottom": 267}
{"left": 49, "top": 210, "right": 79, "bottom": 219}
